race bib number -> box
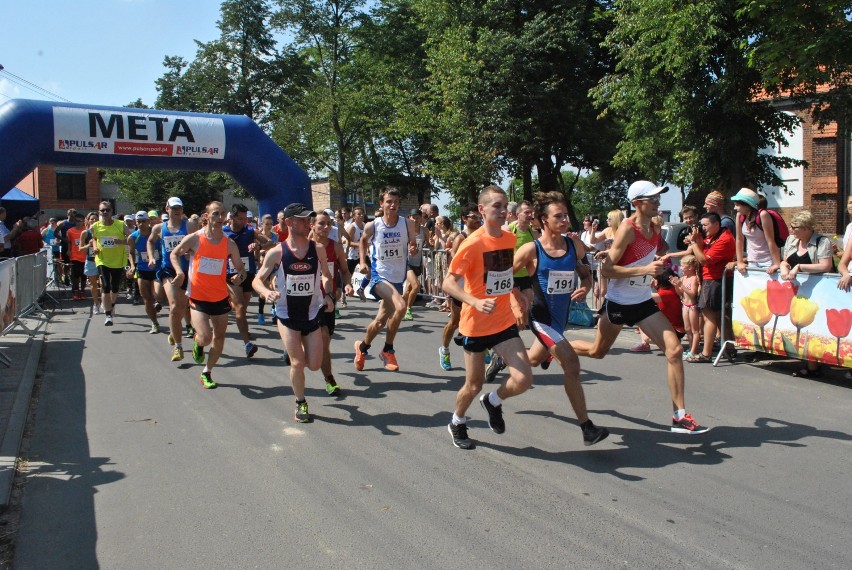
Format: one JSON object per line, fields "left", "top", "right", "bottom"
{"left": 99, "top": 237, "right": 117, "bottom": 249}
{"left": 51, "top": 239, "right": 60, "bottom": 246}
{"left": 163, "top": 235, "right": 183, "bottom": 252}
{"left": 286, "top": 273, "right": 315, "bottom": 296}
{"left": 546, "top": 270, "right": 574, "bottom": 295}
{"left": 140, "top": 252, "right": 149, "bottom": 262}
{"left": 327, "top": 261, "right": 336, "bottom": 276}
{"left": 198, "top": 256, "right": 224, "bottom": 275}
{"left": 628, "top": 275, "right": 651, "bottom": 289}
{"left": 485, "top": 267, "right": 513, "bottom": 296}
{"left": 378, "top": 241, "right": 402, "bottom": 261}
{"left": 74, "top": 239, "right": 80, "bottom": 247}
{"left": 228, "top": 256, "right": 250, "bottom": 274}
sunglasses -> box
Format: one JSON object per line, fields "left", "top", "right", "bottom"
{"left": 637, "top": 196, "right": 660, "bottom": 204}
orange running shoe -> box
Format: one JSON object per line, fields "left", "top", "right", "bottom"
{"left": 354, "top": 341, "right": 366, "bottom": 371}
{"left": 379, "top": 350, "right": 399, "bottom": 371}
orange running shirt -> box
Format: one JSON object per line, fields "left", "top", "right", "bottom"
{"left": 187, "top": 232, "right": 230, "bottom": 302}
{"left": 66, "top": 226, "right": 88, "bottom": 263}
{"left": 449, "top": 226, "right": 517, "bottom": 337}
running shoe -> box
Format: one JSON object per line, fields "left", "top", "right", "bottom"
{"left": 149, "top": 323, "right": 160, "bottom": 334}
{"left": 403, "top": 308, "right": 413, "bottom": 321}
{"left": 245, "top": 342, "right": 258, "bottom": 358}
{"left": 93, "top": 304, "right": 101, "bottom": 315}
{"left": 325, "top": 378, "right": 342, "bottom": 396}
{"left": 200, "top": 371, "right": 217, "bottom": 389}
{"left": 484, "top": 349, "right": 493, "bottom": 365}
{"left": 257, "top": 314, "right": 267, "bottom": 326}
{"left": 104, "top": 315, "right": 113, "bottom": 327}
{"left": 630, "top": 342, "right": 651, "bottom": 352}
{"left": 671, "top": 413, "right": 710, "bottom": 434}
{"left": 283, "top": 352, "right": 291, "bottom": 366}
{"left": 541, "top": 354, "right": 554, "bottom": 370}
{"left": 581, "top": 420, "right": 610, "bottom": 446}
{"left": 479, "top": 394, "right": 505, "bottom": 434}
{"left": 132, "top": 296, "right": 142, "bottom": 306}
{"left": 438, "top": 347, "right": 452, "bottom": 371}
{"left": 168, "top": 333, "right": 175, "bottom": 346}
{"left": 192, "top": 341, "right": 205, "bottom": 364}
{"left": 154, "top": 301, "right": 162, "bottom": 313}
{"left": 353, "top": 341, "right": 366, "bottom": 371}
{"left": 447, "top": 422, "right": 474, "bottom": 450}
{"left": 171, "top": 346, "right": 184, "bottom": 362}
{"left": 682, "top": 351, "right": 694, "bottom": 361}
{"left": 334, "top": 308, "right": 341, "bottom": 319}
{"left": 186, "top": 324, "right": 195, "bottom": 338}
{"left": 294, "top": 400, "right": 313, "bottom": 423}
{"left": 484, "top": 355, "right": 505, "bottom": 384}
{"left": 379, "top": 350, "right": 399, "bottom": 371}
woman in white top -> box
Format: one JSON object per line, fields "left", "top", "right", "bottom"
{"left": 587, "top": 210, "right": 623, "bottom": 308}
{"left": 732, "top": 187, "right": 781, "bottom": 274}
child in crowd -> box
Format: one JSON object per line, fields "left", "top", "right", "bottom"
{"left": 676, "top": 255, "right": 701, "bottom": 360}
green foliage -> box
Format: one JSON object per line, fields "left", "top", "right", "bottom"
{"left": 737, "top": 0, "right": 852, "bottom": 127}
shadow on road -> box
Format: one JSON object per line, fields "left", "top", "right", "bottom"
{"left": 485, "top": 409, "right": 852, "bottom": 481}
{"left": 15, "top": 338, "right": 125, "bottom": 569}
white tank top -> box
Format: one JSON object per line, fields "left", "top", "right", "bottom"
{"left": 346, "top": 221, "right": 363, "bottom": 260}
{"left": 370, "top": 217, "right": 408, "bottom": 283}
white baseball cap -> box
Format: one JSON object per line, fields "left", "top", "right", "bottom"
{"left": 166, "top": 197, "right": 183, "bottom": 208}
{"left": 135, "top": 210, "right": 150, "bottom": 221}
{"left": 627, "top": 180, "right": 668, "bottom": 201}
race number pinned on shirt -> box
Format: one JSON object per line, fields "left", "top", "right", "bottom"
{"left": 485, "top": 267, "right": 513, "bottom": 296}
{"left": 628, "top": 275, "right": 651, "bottom": 288}
{"left": 198, "top": 256, "right": 224, "bottom": 275}
{"left": 163, "top": 235, "right": 183, "bottom": 252}
{"left": 140, "top": 252, "right": 149, "bottom": 262}
{"left": 228, "top": 256, "right": 250, "bottom": 274}
{"left": 547, "top": 270, "right": 574, "bottom": 295}
{"left": 286, "top": 273, "right": 315, "bottom": 296}
{"left": 99, "top": 237, "right": 117, "bottom": 248}
{"left": 378, "top": 241, "right": 402, "bottom": 261}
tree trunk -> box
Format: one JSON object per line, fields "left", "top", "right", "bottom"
{"left": 522, "top": 158, "right": 533, "bottom": 201}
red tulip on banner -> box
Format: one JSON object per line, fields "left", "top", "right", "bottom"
{"left": 826, "top": 308, "right": 852, "bottom": 363}
{"left": 766, "top": 280, "right": 799, "bottom": 350}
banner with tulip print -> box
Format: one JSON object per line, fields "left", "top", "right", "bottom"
{"left": 732, "top": 271, "right": 852, "bottom": 368}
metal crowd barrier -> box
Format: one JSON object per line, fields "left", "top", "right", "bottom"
{"left": 419, "top": 248, "right": 450, "bottom": 301}
{"left": 713, "top": 266, "right": 736, "bottom": 367}
{"left": 0, "top": 250, "right": 51, "bottom": 353}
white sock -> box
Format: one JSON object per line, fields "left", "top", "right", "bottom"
{"left": 203, "top": 366, "right": 211, "bottom": 374}
{"left": 452, "top": 414, "right": 466, "bottom": 425}
{"left": 439, "top": 346, "right": 449, "bottom": 354}
{"left": 675, "top": 409, "right": 686, "bottom": 420}
{"left": 488, "top": 391, "right": 503, "bottom": 407}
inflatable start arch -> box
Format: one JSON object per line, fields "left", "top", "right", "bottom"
{"left": 0, "top": 99, "right": 312, "bottom": 215}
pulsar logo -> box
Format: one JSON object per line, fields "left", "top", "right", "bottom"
{"left": 57, "top": 139, "right": 109, "bottom": 150}
{"left": 289, "top": 262, "right": 310, "bottom": 272}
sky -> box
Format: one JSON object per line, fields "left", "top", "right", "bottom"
{"left": 2, "top": 0, "right": 224, "bottom": 107}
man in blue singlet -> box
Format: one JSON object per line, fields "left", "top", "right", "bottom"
{"left": 148, "top": 197, "right": 199, "bottom": 361}
{"left": 223, "top": 203, "right": 271, "bottom": 358}
{"left": 127, "top": 211, "right": 160, "bottom": 334}
{"left": 353, "top": 187, "right": 417, "bottom": 372}
{"left": 513, "top": 192, "right": 609, "bottom": 446}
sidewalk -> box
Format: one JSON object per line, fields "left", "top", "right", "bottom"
{"left": 0, "top": 320, "right": 45, "bottom": 507}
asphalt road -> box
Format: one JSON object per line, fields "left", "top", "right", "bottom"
{"left": 13, "top": 297, "right": 852, "bottom": 569}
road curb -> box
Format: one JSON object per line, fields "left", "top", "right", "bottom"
{"left": 0, "top": 336, "right": 44, "bottom": 508}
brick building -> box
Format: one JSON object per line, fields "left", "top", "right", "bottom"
{"left": 310, "top": 178, "right": 421, "bottom": 217}
{"left": 761, "top": 101, "right": 851, "bottom": 236}
{"left": 15, "top": 165, "right": 102, "bottom": 220}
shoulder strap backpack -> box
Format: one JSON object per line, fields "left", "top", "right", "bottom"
{"left": 738, "top": 209, "right": 789, "bottom": 248}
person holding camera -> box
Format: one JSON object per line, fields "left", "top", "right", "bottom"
{"left": 687, "top": 212, "right": 737, "bottom": 363}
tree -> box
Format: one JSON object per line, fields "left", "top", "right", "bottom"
{"left": 738, "top": 0, "right": 852, "bottom": 127}
{"left": 592, "top": 0, "right": 802, "bottom": 196}
{"left": 271, "top": 0, "right": 371, "bottom": 201}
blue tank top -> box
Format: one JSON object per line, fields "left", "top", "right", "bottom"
{"left": 530, "top": 237, "right": 578, "bottom": 330}
{"left": 222, "top": 224, "right": 257, "bottom": 275}
{"left": 130, "top": 229, "right": 154, "bottom": 271}
{"left": 159, "top": 219, "right": 189, "bottom": 272}
{"left": 274, "top": 241, "right": 323, "bottom": 322}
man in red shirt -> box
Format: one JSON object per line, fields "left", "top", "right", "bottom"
{"left": 689, "top": 212, "right": 736, "bottom": 362}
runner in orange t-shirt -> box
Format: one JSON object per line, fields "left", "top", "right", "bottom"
{"left": 170, "top": 201, "right": 247, "bottom": 389}
{"left": 442, "top": 185, "right": 533, "bottom": 450}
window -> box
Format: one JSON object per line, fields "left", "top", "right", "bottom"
{"left": 56, "top": 171, "right": 87, "bottom": 200}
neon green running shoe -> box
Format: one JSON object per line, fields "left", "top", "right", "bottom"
{"left": 294, "top": 400, "right": 313, "bottom": 423}
{"left": 200, "top": 371, "right": 217, "bottom": 389}
{"left": 192, "top": 341, "right": 205, "bottom": 364}
{"left": 403, "top": 308, "right": 413, "bottom": 321}
{"left": 325, "top": 381, "right": 341, "bottom": 396}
